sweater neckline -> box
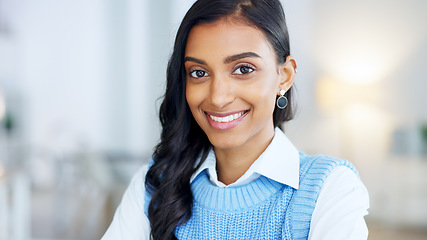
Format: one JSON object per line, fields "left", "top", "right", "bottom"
{"left": 191, "top": 170, "right": 285, "bottom": 212}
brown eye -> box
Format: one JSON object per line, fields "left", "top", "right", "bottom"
{"left": 233, "top": 65, "right": 254, "bottom": 75}
{"left": 190, "top": 70, "right": 209, "bottom": 78}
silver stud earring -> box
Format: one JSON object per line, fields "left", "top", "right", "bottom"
{"left": 276, "top": 89, "right": 288, "bottom": 109}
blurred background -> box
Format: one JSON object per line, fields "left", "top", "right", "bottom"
{"left": 0, "top": 0, "right": 426, "bottom": 239}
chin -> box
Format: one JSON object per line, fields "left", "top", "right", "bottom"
{"left": 205, "top": 131, "right": 246, "bottom": 150}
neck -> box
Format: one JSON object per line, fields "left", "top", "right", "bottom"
{"left": 214, "top": 127, "right": 275, "bottom": 185}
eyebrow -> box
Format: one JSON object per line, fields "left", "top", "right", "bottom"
{"left": 184, "top": 56, "right": 206, "bottom": 65}
{"left": 184, "top": 52, "right": 261, "bottom": 65}
{"left": 224, "top": 52, "right": 261, "bottom": 64}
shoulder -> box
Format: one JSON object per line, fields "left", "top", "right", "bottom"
{"left": 299, "top": 153, "right": 358, "bottom": 180}
{"left": 308, "top": 166, "right": 369, "bottom": 239}
{"left": 120, "top": 161, "right": 150, "bottom": 210}
{"left": 289, "top": 154, "right": 369, "bottom": 239}
{"left": 294, "top": 152, "right": 367, "bottom": 199}
{"left": 292, "top": 153, "right": 360, "bottom": 204}
{"left": 130, "top": 161, "right": 150, "bottom": 189}
{"left": 290, "top": 153, "right": 362, "bottom": 215}
{"left": 132, "top": 162, "right": 150, "bottom": 183}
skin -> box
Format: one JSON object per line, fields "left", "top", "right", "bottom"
{"left": 185, "top": 18, "right": 297, "bottom": 185}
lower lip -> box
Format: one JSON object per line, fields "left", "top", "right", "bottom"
{"left": 205, "top": 111, "right": 248, "bottom": 130}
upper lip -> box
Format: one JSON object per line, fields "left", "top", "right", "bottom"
{"left": 204, "top": 110, "right": 248, "bottom": 117}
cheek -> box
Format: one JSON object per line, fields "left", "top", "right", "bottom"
{"left": 185, "top": 83, "right": 195, "bottom": 106}
{"left": 255, "top": 90, "right": 277, "bottom": 117}
{"left": 186, "top": 83, "right": 204, "bottom": 111}
{"left": 245, "top": 73, "right": 279, "bottom": 110}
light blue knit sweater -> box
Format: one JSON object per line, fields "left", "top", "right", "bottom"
{"left": 172, "top": 153, "right": 358, "bottom": 239}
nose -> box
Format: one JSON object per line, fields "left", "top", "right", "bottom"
{"left": 209, "top": 76, "right": 235, "bottom": 109}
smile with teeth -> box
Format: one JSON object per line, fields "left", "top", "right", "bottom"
{"left": 208, "top": 111, "right": 246, "bottom": 123}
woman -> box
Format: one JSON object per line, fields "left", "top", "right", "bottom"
{"left": 102, "top": 0, "right": 369, "bottom": 239}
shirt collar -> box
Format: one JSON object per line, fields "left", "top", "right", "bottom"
{"left": 191, "top": 127, "right": 300, "bottom": 189}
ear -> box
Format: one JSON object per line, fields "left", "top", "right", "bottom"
{"left": 277, "top": 56, "right": 297, "bottom": 94}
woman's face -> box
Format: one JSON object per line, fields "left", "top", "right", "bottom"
{"left": 185, "top": 18, "right": 294, "bottom": 151}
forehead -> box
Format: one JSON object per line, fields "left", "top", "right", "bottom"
{"left": 185, "top": 18, "right": 275, "bottom": 61}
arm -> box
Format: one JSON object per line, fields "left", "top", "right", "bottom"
{"left": 308, "top": 166, "right": 370, "bottom": 240}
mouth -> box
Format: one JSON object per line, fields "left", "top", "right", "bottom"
{"left": 204, "top": 110, "right": 249, "bottom": 130}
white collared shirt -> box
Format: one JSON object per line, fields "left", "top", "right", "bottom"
{"left": 102, "top": 128, "right": 369, "bottom": 240}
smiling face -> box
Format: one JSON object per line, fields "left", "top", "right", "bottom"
{"left": 185, "top": 18, "right": 293, "bottom": 152}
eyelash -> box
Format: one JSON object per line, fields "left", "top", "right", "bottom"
{"left": 188, "top": 63, "right": 256, "bottom": 79}
{"left": 189, "top": 69, "right": 209, "bottom": 78}
{"left": 232, "top": 64, "right": 255, "bottom": 75}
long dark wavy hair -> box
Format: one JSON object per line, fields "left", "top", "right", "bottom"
{"left": 145, "top": 0, "right": 294, "bottom": 239}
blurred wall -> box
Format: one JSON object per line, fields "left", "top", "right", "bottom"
{"left": 1, "top": 0, "right": 174, "bottom": 156}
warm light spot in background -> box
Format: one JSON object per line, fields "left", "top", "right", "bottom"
{"left": 316, "top": 76, "right": 394, "bottom": 160}
{"left": 340, "top": 103, "right": 394, "bottom": 165}
{"left": 316, "top": 76, "right": 383, "bottom": 113}
{"left": 342, "top": 103, "right": 388, "bottom": 127}
{"left": 314, "top": 38, "right": 393, "bottom": 85}
{"left": 312, "top": 0, "right": 427, "bottom": 86}
{"left": 326, "top": 52, "right": 384, "bottom": 85}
